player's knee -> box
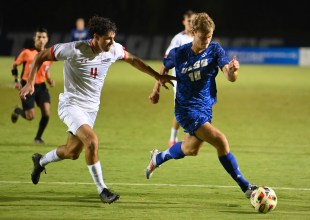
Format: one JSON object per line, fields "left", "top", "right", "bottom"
{"left": 66, "top": 151, "right": 79, "bottom": 160}
{"left": 215, "top": 133, "right": 228, "bottom": 146}
{"left": 183, "top": 145, "right": 200, "bottom": 156}
{"left": 186, "top": 148, "right": 199, "bottom": 156}
{"left": 26, "top": 115, "right": 35, "bottom": 120}
{"left": 84, "top": 139, "right": 98, "bottom": 153}
{"left": 214, "top": 134, "right": 230, "bottom": 153}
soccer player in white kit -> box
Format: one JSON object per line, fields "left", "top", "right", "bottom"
{"left": 149, "top": 10, "right": 195, "bottom": 147}
{"left": 19, "top": 15, "right": 176, "bottom": 204}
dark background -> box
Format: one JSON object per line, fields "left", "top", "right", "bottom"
{"left": 1, "top": 0, "right": 310, "bottom": 46}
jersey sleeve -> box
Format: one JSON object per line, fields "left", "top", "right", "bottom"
{"left": 52, "top": 42, "right": 76, "bottom": 61}
{"left": 163, "top": 48, "right": 176, "bottom": 69}
{"left": 112, "top": 42, "right": 126, "bottom": 60}
{"left": 216, "top": 44, "right": 229, "bottom": 68}
{"left": 14, "top": 49, "right": 27, "bottom": 65}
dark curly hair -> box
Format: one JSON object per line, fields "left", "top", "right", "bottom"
{"left": 87, "top": 15, "right": 117, "bottom": 38}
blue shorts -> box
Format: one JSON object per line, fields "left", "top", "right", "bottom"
{"left": 175, "top": 108, "right": 213, "bottom": 135}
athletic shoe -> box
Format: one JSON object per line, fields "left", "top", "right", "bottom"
{"left": 34, "top": 138, "right": 45, "bottom": 145}
{"left": 99, "top": 188, "right": 120, "bottom": 204}
{"left": 245, "top": 184, "right": 258, "bottom": 199}
{"left": 11, "top": 106, "right": 19, "bottom": 123}
{"left": 145, "top": 149, "right": 160, "bottom": 179}
{"left": 168, "top": 140, "right": 177, "bottom": 147}
{"left": 31, "top": 153, "right": 46, "bottom": 184}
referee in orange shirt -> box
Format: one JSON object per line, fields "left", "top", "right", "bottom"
{"left": 11, "top": 28, "right": 54, "bottom": 144}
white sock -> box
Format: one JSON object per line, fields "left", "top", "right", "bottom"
{"left": 169, "top": 128, "right": 179, "bottom": 142}
{"left": 87, "top": 161, "right": 108, "bottom": 194}
{"left": 39, "top": 149, "right": 62, "bottom": 167}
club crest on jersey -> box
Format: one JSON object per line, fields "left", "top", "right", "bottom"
{"left": 181, "top": 58, "right": 208, "bottom": 74}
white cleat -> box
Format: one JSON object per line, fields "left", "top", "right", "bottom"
{"left": 145, "top": 149, "right": 160, "bottom": 179}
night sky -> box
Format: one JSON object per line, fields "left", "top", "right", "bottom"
{"left": 1, "top": 0, "right": 309, "bottom": 42}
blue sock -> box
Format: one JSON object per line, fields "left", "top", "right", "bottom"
{"left": 219, "top": 152, "right": 249, "bottom": 192}
{"left": 156, "top": 142, "right": 185, "bottom": 166}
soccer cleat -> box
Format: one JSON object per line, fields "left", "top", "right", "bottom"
{"left": 168, "top": 140, "right": 177, "bottom": 147}
{"left": 99, "top": 188, "right": 120, "bottom": 204}
{"left": 145, "top": 149, "right": 160, "bottom": 179}
{"left": 31, "top": 153, "right": 46, "bottom": 184}
{"left": 245, "top": 184, "right": 258, "bottom": 199}
{"left": 11, "top": 106, "right": 19, "bottom": 123}
{"left": 34, "top": 138, "right": 45, "bottom": 145}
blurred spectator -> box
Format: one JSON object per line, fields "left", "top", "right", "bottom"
{"left": 70, "top": 18, "right": 90, "bottom": 42}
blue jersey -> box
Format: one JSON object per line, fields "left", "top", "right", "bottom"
{"left": 163, "top": 41, "right": 229, "bottom": 135}
{"left": 70, "top": 29, "right": 90, "bottom": 42}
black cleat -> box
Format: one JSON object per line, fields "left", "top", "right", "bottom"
{"left": 11, "top": 106, "right": 19, "bottom": 123}
{"left": 31, "top": 153, "right": 46, "bottom": 184}
{"left": 34, "top": 138, "right": 45, "bottom": 145}
{"left": 99, "top": 188, "right": 120, "bottom": 204}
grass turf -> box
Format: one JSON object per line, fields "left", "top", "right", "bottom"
{"left": 0, "top": 57, "right": 309, "bottom": 219}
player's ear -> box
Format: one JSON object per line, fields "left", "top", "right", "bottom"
{"left": 93, "top": 33, "right": 99, "bottom": 41}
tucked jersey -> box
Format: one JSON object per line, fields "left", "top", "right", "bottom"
{"left": 14, "top": 48, "right": 53, "bottom": 84}
{"left": 164, "top": 41, "right": 229, "bottom": 111}
{"left": 52, "top": 40, "right": 125, "bottom": 111}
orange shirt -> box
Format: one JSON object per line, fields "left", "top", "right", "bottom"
{"left": 14, "top": 48, "right": 53, "bottom": 84}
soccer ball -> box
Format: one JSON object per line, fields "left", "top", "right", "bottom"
{"left": 250, "top": 186, "right": 277, "bottom": 214}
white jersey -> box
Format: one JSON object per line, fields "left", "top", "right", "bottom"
{"left": 52, "top": 40, "right": 125, "bottom": 111}
{"left": 165, "top": 31, "right": 193, "bottom": 56}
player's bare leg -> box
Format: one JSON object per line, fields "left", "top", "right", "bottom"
{"left": 31, "top": 133, "right": 82, "bottom": 184}
{"left": 75, "top": 125, "right": 120, "bottom": 203}
{"left": 195, "top": 122, "right": 256, "bottom": 197}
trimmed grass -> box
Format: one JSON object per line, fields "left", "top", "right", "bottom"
{"left": 0, "top": 57, "right": 309, "bottom": 219}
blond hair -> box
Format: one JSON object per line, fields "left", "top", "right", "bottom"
{"left": 192, "top": 12, "right": 215, "bottom": 33}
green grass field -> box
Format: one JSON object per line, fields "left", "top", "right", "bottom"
{"left": 0, "top": 57, "right": 309, "bottom": 219}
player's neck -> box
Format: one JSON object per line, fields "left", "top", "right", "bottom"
{"left": 90, "top": 39, "right": 101, "bottom": 54}
{"left": 184, "top": 30, "right": 193, "bottom": 36}
{"left": 191, "top": 44, "right": 204, "bottom": 55}
{"left": 35, "top": 45, "right": 45, "bottom": 52}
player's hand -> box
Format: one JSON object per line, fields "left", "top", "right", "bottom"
{"left": 149, "top": 89, "right": 160, "bottom": 104}
{"left": 19, "top": 83, "right": 34, "bottom": 100}
{"left": 157, "top": 75, "right": 176, "bottom": 90}
{"left": 48, "top": 79, "right": 55, "bottom": 87}
{"left": 14, "top": 82, "right": 22, "bottom": 90}
{"left": 228, "top": 56, "right": 240, "bottom": 73}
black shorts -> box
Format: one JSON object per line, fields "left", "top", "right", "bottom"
{"left": 21, "top": 80, "right": 51, "bottom": 110}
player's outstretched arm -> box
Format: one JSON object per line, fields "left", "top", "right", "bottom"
{"left": 124, "top": 51, "right": 176, "bottom": 89}
{"left": 149, "top": 65, "right": 170, "bottom": 104}
{"left": 222, "top": 55, "right": 239, "bottom": 82}
{"left": 19, "top": 48, "right": 54, "bottom": 99}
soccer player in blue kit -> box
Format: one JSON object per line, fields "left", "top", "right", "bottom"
{"left": 146, "top": 12, "right": 257, "bottom": 199}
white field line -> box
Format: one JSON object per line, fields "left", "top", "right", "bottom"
{"left": 0, "top": 181, "right": 309, "bottom": 191}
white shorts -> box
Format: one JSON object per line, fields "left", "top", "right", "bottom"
{"left": 58, "top": 101, "right": 98, "bottom": 135}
